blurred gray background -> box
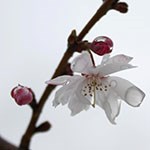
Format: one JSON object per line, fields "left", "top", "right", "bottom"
{"left": 0, "top": 0, "right": 150, "bottom": 150}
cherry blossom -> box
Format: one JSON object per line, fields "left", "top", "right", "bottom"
{"left": 46, "top": 51, "right": 145, "bottom": 124}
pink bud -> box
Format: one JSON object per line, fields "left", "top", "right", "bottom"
{"left": 11, "top": 85, "right": 33, "bottom": 106}
{"left": 90, "top": 36, "right": 113, "bottom": 56}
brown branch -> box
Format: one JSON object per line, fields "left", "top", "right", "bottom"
{"left": 19, "top": 0, "right": 119, "bottom": 149}
{"left": 19, "top": 49, "right": 73, "bottom": 149}
{"left": 0, "top": 136, "right": 19, "bottom": 150}
{"left": 77, "top": 0, "right": 116, "bottom": 41}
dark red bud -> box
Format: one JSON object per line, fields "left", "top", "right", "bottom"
{"left": 11, "top": 85, "right": 33, "bottom": 106}
{"left": 90, "top": 36, "right": 113, "bottom": 56}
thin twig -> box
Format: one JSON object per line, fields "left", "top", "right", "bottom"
{"left": 19, "top": 0, "right": 118, "bottom": 149}
{"left": 77, "top": 0, "right": 116, "bottom": 41}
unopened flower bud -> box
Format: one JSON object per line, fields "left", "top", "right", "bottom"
{"left": 11, "top": 85, "right": 33, "bottom": 106}
{"left": 113, "top": 2, "right": 128, "bottom": 13}
{"left": 90, "top": 36, "right": 113, "bottom": 56}
{"left": 68, "top": 30, "right": 77, "bottom": 46}
{"left": 35, "top": 121, "right": 51, "bottom": 133}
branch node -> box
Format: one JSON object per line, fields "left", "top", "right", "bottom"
{"left": 35, "top": 121, "right": 51, "bottom": 133}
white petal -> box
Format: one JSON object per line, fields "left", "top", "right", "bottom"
{"left": 68, "top": 78, "right": 91, "bottom": 115}
{"left": 46, "top": 75, "right": 71, "bottom": 85}
{"left": 107, "top": 76, "right": 145, "bottom": 107}
{"left": 95, "top": 54, "right": 135, "bottom": 76}
{"left": 52, "top": 97, "right": 60, "bottom": 107}
{"left": 95, "top": 90, "right": 105, "bottom": 108}
{"left": 124, "top": 86, "right": 145, "bottom": 107}
{"left": 52, "top": 75, "right": 83, "bottom": 107}
{"left": 52, "top": 86, "right": 70, "bottom": 107}
{"left": 96, "top": 63, "right": 136, "bottom": 76}
{"left": 101, "top": 54, "right": 110, "bottom": 65}
{"left": 96, "top": 89, "right": 121, "bottom": 124}
{"left": 105, "top": 91, "right": 121, "bottom": 124}
{"left": 75, "top": 78, "right": 92, "bottom": 105}
{"left": 105, "top": 54, "right": 133, "bottom": 65}
{"left": 103, "top": 102, "right": 116, "bottom": 124}
{"left": 68, "top": 94, "right": 90, "bottom": 116}
{"left": 71, "top": 51, "right": 93, "bottom": 74}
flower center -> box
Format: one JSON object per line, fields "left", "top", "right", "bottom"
{"left": 81, "top": 76, "right": 110, "bottom": 107}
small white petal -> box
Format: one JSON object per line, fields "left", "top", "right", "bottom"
{"left": 52, "top": 76, "right": 83, "bottom": 106}
{"left": 68, "top": 94, "right": 90, "bottom": 116}
{"left": 106, "top": 54, "right": 133, "bottom": 65}
{"left": 101, "top": 54, "right": 110, "bottom": 65}
{"left": 107, "top": 76, "right": 145, "bottom": 107}
{"left": 96, "top": 63, "right": 135, "bottom": 76}
{"left": 68, "top": 79, "right": 91, "bottom": 115}
{"left": 71, "top": 51, "right": 93, "bottom": 74}
{"left": 52, "top": 86, "right": 70, "bottom": 107}
{"left": 95, "top": 90, "right": 105, "bottom": 108}
{"left": 95, "top": 54, "right": 135, "bottom": 76}
{"left": 103, "top": 102, "right": 116, "bottom": 124}
{"left": 96, "top": 89, "right": 120, "bottom": 124}
{"left": 106, "top": 91, "right": 121, "bottom": 121}
{"left": 46, "top": 75, "right": 71, "bottom": 85}
{"left": 125, "top": 86, "right": 145, "bottom": 107}
{"left": 52, "top": 98, "right": 60, "bottom": 107}
{"left": 75, "top": 79, "right": 92, "bottom": 105}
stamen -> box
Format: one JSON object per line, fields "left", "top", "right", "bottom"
{"left": 92, "top": 103, "right": 95, "bottom": 108}
{"left": 92, "top": 80, "right": 96, "bottom": 108}
{"left": 100, "top": 88, "right": 103, "bottom": 91}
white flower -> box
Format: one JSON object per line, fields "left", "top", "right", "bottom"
{"left": 46, "top": 51, "right": 145, "bottom": 124}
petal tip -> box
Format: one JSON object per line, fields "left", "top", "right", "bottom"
{"left": 125, "top": 86, "right": 145, "bottom": 107}
{"left": 70, "top": 111, "right": 77, "bottom": 116}
{"left": 110, "top": 117, "right": 117, "bottom": 125}
{"left": 52, "top": 101, "right": 60, "bottom": 107}
{"left": 45, "top": 80, "right": 50, "bottom": 84}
